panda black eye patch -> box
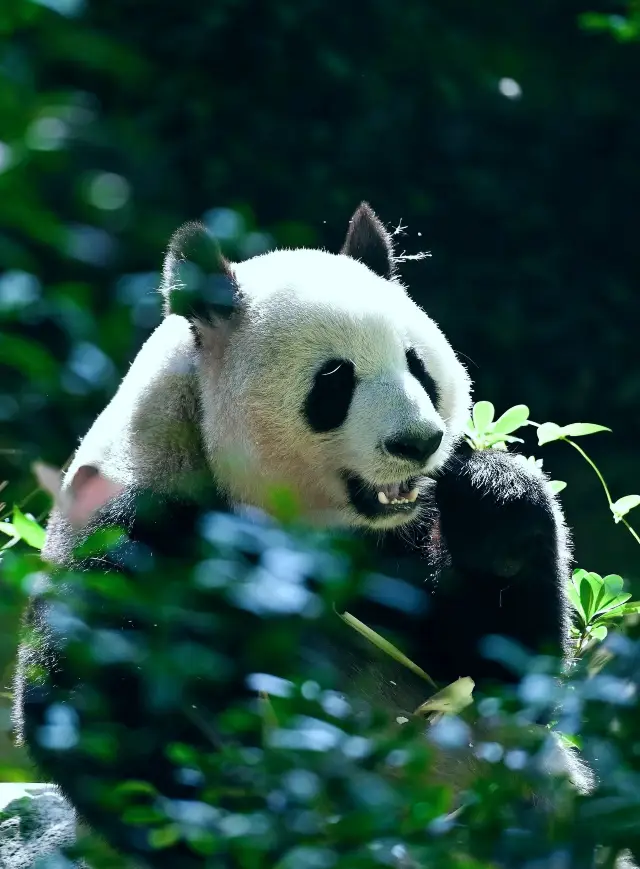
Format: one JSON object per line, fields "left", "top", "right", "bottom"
{"left": 406, "top": 347, "right": 439, "bottom": 409}
{"left": 303, "top": 358, "right": 356, "bottom": 432}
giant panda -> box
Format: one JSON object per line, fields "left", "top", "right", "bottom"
{"left": 13, "top": 203, "right": 583, "bottom": 867}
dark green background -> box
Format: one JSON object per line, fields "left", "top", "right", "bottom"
{"left": 1, "top": 0, "right": 639, "bottom": 772}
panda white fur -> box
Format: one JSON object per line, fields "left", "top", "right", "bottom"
{"left": 15, "top": 203, "right": 589, "bottom": 867}
{"left": 59, "top": 208, "right": 470, "bottom": 532}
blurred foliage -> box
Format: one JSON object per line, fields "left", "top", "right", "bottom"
{"left": 1, "top": 465, "right": 640, "bottom": 868}
{"left": 1, "top": 0, "right": 640, "bottom": 864}
{"left": 1, "top": 0, "right": 639, "bottom": 572}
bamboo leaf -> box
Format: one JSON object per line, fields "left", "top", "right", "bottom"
{"left": 339, "top": 611, "right": 437, "bottom": 687}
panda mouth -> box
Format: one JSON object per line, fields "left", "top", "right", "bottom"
{"left": 342, "top": 472, "right": 421, "bottom": 519}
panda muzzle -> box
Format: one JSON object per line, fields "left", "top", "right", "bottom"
{"left": 377, "top": 481, "right": 420, "bottom": 506}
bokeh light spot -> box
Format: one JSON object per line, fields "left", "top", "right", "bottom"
{"left": 498, "top": 77, "right": 522, "bottom": 99}
{"left": 87, "top": 172, "right": 131, "bottom": 211}
{"left": 26, "top": 117, "right": 67, "bottom": 151}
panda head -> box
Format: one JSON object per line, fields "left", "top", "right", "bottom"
{"left": 161, "top": 203, "right": 472, "bottom": 530}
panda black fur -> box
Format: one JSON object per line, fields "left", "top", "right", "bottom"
{"left": 14, "top": 203, "right": 586, "bottom": 866}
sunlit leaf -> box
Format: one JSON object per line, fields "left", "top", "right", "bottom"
{"left": 585, "top": 571, "right": 607, "bottom": 614}
{"left": 610, "top": 495, "right": 640, "bottom": 523}
{"left": 549, "top": 480, "right": 567, "bottom": 495}
{"left": 537, "top": 422, "right": 563, "bottom": 446}
{"left": 590, "top": 625, "right": 608, "bottom": 641}
{"left": 415, "top": 677, "right": 475, "bottom": 717}
{"left": 560, "top": 732, "right": 582, "bottom": 750}
{"left": 594, "top": 593, "right": 632, "bottom": 617}
{"left": 578, "top": 575, "right": 594, "bottom": 624}
{"left": 560, "top": 423, "right": 611, "bottom": 438}
{"left": 567, "top": 574, "right": 585, "bottom": 623}
{"left": 472, "top": 401, "right": 495, "bottom": 433}
{"left": 12, "top": 506, "right": 45, "bottom": 550}
{"left": 483, "top": 433, "right": 523, "bottom": 449}
{"left": 492, "top": 404, "right": 530, "bottom": 435}
{"left": 573, "top": 568, "right": 591, "bottom": 583}
{"left": 598, "top": 574, "right": 625, "bottom": 606}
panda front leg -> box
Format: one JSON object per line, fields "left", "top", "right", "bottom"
{"left": 427, "top": 444, "right": 572, "bottom": 686}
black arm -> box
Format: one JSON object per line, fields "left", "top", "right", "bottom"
{"left": 354, "top": 445, "right": 572, "bottom": 690}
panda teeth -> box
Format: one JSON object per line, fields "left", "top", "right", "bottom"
{"left": 378, "top": 488, "right": 420, "bottom": 506}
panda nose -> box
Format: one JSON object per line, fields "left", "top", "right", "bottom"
{"left": 384, "top": 428, "right": 444, "bottom": 464}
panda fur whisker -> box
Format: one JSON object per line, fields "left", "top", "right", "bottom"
{"left": 13, "top": 200, "right": 603, "bottom": 867}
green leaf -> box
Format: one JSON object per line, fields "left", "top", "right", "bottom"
{"left": 560, "top": 732, "right": 582, "bottom": 750}
{"left": 594, "top": 593, "right": 632, "bottom": 617}
{"left": 112, "top": 780, "right": 158, "bottom": 799}
{"left": 599, "top": 574, "right": 625, "bottom": 604}
{"left": 586, "top": 571, "right": 607, "bottom": 614}
{"left": 415, "top": 677, "right": 475, "bottom": 717}
{"left": 0, "top": 522, "right": 17, "bottom": 538}
{"left": 621, "top": 601, "right": 640, "bottom": 615}
{"left": 567, "top": 574, "right": 586, "bottom": 624}
{"left": 12, "top": 507, "right": 45, "bottom": 550}
{"left": 492, "top": 404, "right": 530, "bottom": 435}
{"left": 579, "top": 12, "right": 640, "bottom": 41}
{"left": 579, "top": 573, "right": 596, "bottom": 623}
{"left": 472, "top": 401, "right": 495, "bottom": 434}
{"left": 75, "top": 527, "right": 126, "bottom": 559}
{"left": 340, "top": 611, "right": 437, "bottom": 687}
{"left": 560, "top": 423, "right": 611, "bottom": 438}
{"left": 537, "top": 422, "right": 563, "bottom": 446}
{"left": 595, "top": 599, "right": 633, "bottom": 621}
{"left": 537, "top": 421, "right": 611, "bottom": 446}
{"left": 149, "top": 825, "right": 181, "bottom": 849}
{"left": 610, "top": 495, "right": 640, "bottom": 523}
{"left": 0, "top": 536, "right": 21, "bottom": 552}
{"left": 549, "top": 480, "right": 567, "bottom": 495}
{"left": 590, "top": 625, "right": 608, "bottom": 641}
{"left": 591, "top": 574, "right": 626, "bottom": 616}
{"left": 189, "top": 833, "right": 219, "bottom": 856}
{"left": 602, "top": 573, "right": 624, "bottom": 593}
{"left": 0, "top": 335, "right": 58, "bottom": 390}
{"left": 484, "top": 433, "right": 523, "bottom": 448}
{"left": 267, "top": 485, "right": 302, "bottom": 524}
{"left": 123, "top": 805, "right": 165, "bottom": 826}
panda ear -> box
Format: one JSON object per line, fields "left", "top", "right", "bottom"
{"left": 340, "top": 202, "right": 396, "bottom": 280}
{"left": 160, "top": 221, "right": 242, "bottom": 322}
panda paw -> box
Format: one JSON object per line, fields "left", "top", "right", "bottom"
{"left": 434, "top": 446, "right": 560, "bottom": 579}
